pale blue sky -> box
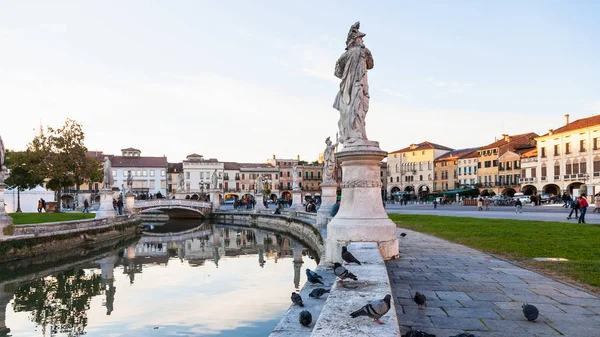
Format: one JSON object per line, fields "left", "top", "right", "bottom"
{"left": 1, "top": 1, "right": 599, "bottom": 162}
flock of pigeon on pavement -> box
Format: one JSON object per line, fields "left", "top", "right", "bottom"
{"left": 290, "top": 235, "right": 540, "bottom": 337}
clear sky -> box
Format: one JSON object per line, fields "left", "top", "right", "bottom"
{"left": 1, "top": 1, "right": 599, "bottom": 163}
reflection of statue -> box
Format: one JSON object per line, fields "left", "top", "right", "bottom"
{"left": 211, "top": 169, "right": 218, "bottom": 190}
{"left": 333, "top": 22, "right": 373, "bottom": 147}
{"left": 177, "top": 173, "right": 184, "bottom": 191}
{"left": 126, "top": 171, "right": 133, "bottom": 193}
{"left": 257, "top": 174, "right": 263, "bottom": 194}
{"left": 102, "top": 157, "right": 114, "bottom": 188}
{"left": 323, "top": 135, "right": 339, "bottom": 183}
{"left": 292, "top": 165, "right": 299, "bottom": 190}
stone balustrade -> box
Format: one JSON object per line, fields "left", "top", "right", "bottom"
{"left": 135, "top": 199, "right": 212, "bottom": 209}
{"left": 7, "top": 215, "right": 138, "bottom": 239}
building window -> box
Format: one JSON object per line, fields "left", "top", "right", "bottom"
{"left": 161, "top": 170, "right": 165, "bottom": 177}
{"left": 242, "top": 174, "right": 245, "bottom": 179}
{"left": 580, "top": 139, "right": 587, "bottom": 152}
{"left": 150, "top": 170, "right": 155, "bottom": 177}
{"left": 185, "top": 172, "right": 190, "bottom": 179}
{"left": 554, "top": 145, "right": 559, "bottom": 156}
{"left": 580, "top": 160, "right": 587, "bottom": 174}
{"left": 419, "top": 175, "right": 423, "bottom": 181}
{"left": 142, "top": 170, "right": 147, "bottom": 177}
{"left": 594, "top": 138, "right": 599, "bottom": 150}
{"left": 566, "top": 161, "right": 572, "bottom": 175}
{"left": 541, "top": 147, "right": 546, "bottom": 157}
{"left": 541, "top": 166, "right": 547, "bottom": 177}
{"left": 136, "top": 170, "right": 141, "bottom": 176}
{"left": 594, "top": 157, "right": 600, "bottom": 172}
{"left": 554, "top": 163, "right": 560, "bottom": 176}
{"left": 390, "top": 177, "right": 393, "bottom": 183}
{"left": 565, "top": 143, "right": 571, "bottom": 154}
{"left": 112, "top": 170, "right": 116, "bottom": 177}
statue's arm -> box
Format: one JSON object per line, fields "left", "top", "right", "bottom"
{"left": 334, "top": 53, "right": 346, "bottom": 79}
{"left": 364, "top": 47, "right": 374, "bottom": 70}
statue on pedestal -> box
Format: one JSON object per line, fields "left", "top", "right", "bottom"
{"left": 323, "top": 134, "right": 339, "bottom": 183}
{"left": 211, "top": 169, "right": 218, "bottom": 190}
{"left": 102, "top": 157, "right": 114, "bottom": 189}
{"left": 257, "top": 174, "right": 263, "bottom": 194}
{"left": 126, "top": 171, "right": 133, "bottom": 194}
{"left": 0, "top": 135, "right": 5, "bottom": 184}
{"left": 292, "top": 165, "right": 299, "bottom": 190}
{"left": 333, "top": 22, "right": 373, "bottom": 147}
{"left": 177, "top": 173, "right": 184, "bottom": 191}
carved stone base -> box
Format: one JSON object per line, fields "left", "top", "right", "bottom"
{"left": 0, "top": 183, "right": 13, "bottom": 237}
{"left": 325, "top": 145, "right": 399, "bottom": 261}
{"left": 254, "top": 193, "right": 266, "bottom": 211}
{"left": 316, "top": 183, "right": 337, "bottom": 226}
{"left": 210, "top": 189, "right": 221, "bottom": 211}
{"left": 96, "top": 189, "right": 117, "bottom": 219}
{"left": 290, "top": 189, "right": 304, "bottom": 211}
{"left": 125, "top": 194, "right": 136, "bottom": 214}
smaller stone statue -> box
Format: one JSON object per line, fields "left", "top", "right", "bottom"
{"left": 292, "top": 165, "right": 299, "bottom": 190}
{"left": 323, "top": 134, "right": 339, "bottom": 183}
{"left": 0, "top": 135, "right": 5, "bottom": 184}
{"left": 177, "top": 173, "right": 184, "bottom": 191}
{"left": 126, "top": 170, "right": 133, "bottom": 194}
{"left": 257, "top": 174, "right": 263, "bottom": 194}
{"left": 211, "top": 169, "right": 219, "bottom": 190}
{"left": 102, "top": 157, "right": 114, "bottom": 188}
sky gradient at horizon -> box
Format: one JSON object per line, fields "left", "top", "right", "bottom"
{"left": 1, "top": 1, "right": 599, "bottom": 163}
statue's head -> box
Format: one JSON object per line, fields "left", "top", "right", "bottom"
{"left": 325, "top": 136, "right": 331, "bottom": 145}
{"left": 346, "top": 21, "right": 366, "bottom": 48}
{"left": 104, "top": 157, "right": 110, "bottom": 162}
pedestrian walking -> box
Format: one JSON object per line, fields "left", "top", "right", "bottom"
{"left": 37, "top": 199, "right": 43, "bottom": 213}
{"left": 484, "top": 197, "right": 490, "bottom": 211}
{"left": 594, "top": 193, "right": 600, "bottom": 213}
{"left": 83, "top": 199, "right": 90, "bottom": 213}
{"left": 117, "top": 198, "right": 124, "bottom": 215}
{"left": 578, "top": 195, "right": 589, "bottom": 224}
{"left": 433, "top": 199, "right": 438, "bottom": 209}
{"left": 477, "top": 196, "right": 483, "bottom": 211}
{"left": 567, "top": 198, "right": 579, "bottom": 220}
{"left": 515, "top": 198, "right": 522, "bottom": 213}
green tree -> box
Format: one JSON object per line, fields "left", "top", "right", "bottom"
{"left": 30, "top": 119, "right": 102, "bottom": 212}
{"left": 4, "top": 150, "right": 47, "bottom": 212}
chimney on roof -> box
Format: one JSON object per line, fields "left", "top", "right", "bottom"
{"left": 297, "top": 155, "right": 300, "bottom": 161}
{"left": 565, "top": 113, "right": 570, "bottom": 125}
{"left": 272, "top": 154, "right": 276, "bottom": 159}
{"left": 549, "top": 129, "right": 553, "bottom": 135}
{"left": 504, "top": 134, "right": 511, "bottom": 142}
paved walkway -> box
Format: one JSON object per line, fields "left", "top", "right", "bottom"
{"left": 386, "top": 229, "right": 600, "bottom": 337}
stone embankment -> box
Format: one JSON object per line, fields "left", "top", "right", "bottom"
{"left": 214, "top": 210, "right": 400, "bottom": 337}
{"left": 0, "top": 215, "right": 140, "bottom": 262}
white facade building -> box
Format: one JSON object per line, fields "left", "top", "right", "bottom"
{"left": 111, "top": 148, "right": 168, "bottom": 197}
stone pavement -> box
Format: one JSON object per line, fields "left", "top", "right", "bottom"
{"left": 386, "top": 228, "right": 600, "bottom": 337}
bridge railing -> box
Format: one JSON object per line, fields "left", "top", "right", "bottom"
{"left": 135, "top": 199, "right": 213, "bottom": 209}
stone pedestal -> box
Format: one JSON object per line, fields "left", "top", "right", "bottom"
{"left": 0, "top": 183, "right": 13, "bottom": 237}
{"left": 125, "top": 194, "right": 136, "bottom": 214}
{"left": 0, "top": 285, "right": 13, "bottom": 336}
{"left": 316, "top": 183, "right": 337, "bottom": 226}
{"left": 325, "top": 145, "right": 399, "bottom": 261}
{"left": 95, "top": 189, "right": 117, "bottom": 219}
{"left": 254, "top": 193, "right": 266, "bottom": 211}
{"left": 210, "top": 189, "right": 221, "bottom": 211}
{"left": 290, "top": 189, "right": 304, "bottom": 211}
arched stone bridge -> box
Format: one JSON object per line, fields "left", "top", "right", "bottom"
{"left": 134, "top": 199, "right": 213, "bottom": 219}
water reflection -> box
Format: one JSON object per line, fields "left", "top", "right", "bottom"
{"left": 2, "top": 222, "right": 318, "bottom": 337}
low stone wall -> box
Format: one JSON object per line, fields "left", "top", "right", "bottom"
{"left": 213, "top": 212, "right": 323, "bottom": 256}
{"left": 8, "top": 215, "right": 135, "bottom": 237}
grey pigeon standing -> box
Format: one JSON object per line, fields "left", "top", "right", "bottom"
{"left": 402, "top": 330, "right": 436, "bottom": 337}
{"left": 413, "top": 292, "right": 426, "bottom": 309}
{"left": 350, "top": 294, "right": 391, "bottom": 324}
{"left": 400, "top": 232, "right": 407, "bottom": 237}
{"left": 333, "top": 262, "right": 358, "bottom": 283}
{"left": 306, "top": 269, "right": 324, "bottom": 285}
{"left": 299, "top": 310, "right": 312, "bottom": 327}
{"left": 309, "top": 288, "right": 330, "bottom": 299}
{"left": 522, "top": 303, "right": 539, "bottom": 321}
{"left": 341, "top": 246, "right": 361, "bottom": 265}
{"left": 449, "top": 333, "right": 477, "bottom": 337}
{"left": 291, "top": 292, "right": 304, "bottom": 307}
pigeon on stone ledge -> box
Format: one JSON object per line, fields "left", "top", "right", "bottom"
{"left": 333, "top": 262, "right": 358, "bottom": 283}
{"left": 413, "top": 292, "right": 427, "bottom": 309}
{"left": 522, "top": 303, "right": 539, "bottom": 321}
{"left": 400, "top": 233, "right": 407, "bottom": 237}
{"left": 299, "top": 310, "right": 312, "bottom": 327}
{"left": 306, "top": 269, "right": 324, "bottom": 285}
{"left": 449, "top": 333, "right": 477, "bottom": 337}
{"left": 309, "top": 288, "right": 330, "bottom": 299}
{"left": 350, "top": 294, "right": 391, "bottom": 324}
{"left": 341, "top": 246, "right": 362, "bottom": 265}
{"left": 291, "top": 292, "right": 304, "bottom": 307}
{"left": 402, "top": 330, "right": 436, "bottom": 337}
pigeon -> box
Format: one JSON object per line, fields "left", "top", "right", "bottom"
{"left": 402, "top": 330, "right": 436, "bottom": 337}
{"left": 333, "top": 262, "right": 358, "bottom": 283}
{"left": 291, "top": 292, "right": 304, "bottom": 307}
{"left": 341, "top": 246, "right": 362, "bottom": 265}
{"left": 522, "top": 303, "right": 539, "bottom": 321}
{"left": 306, "top": 269, "right": 324, "bottom": 285}
{"left": 400, "top": 232, "right": 407, "bottom": 237}
{"left": 413, "top": 292, "right": 427, "bottom": 309}
{"left": 449, "top": 333, "right": 477, "bottom": 337}
{"left": 309, "top": 288, "right": 330, "bottom": 299}
{"left": 350, "top": 294, "right": 392, "bottom": 324}
{"left": 299, "top": 310, "right": 312, "bottom": 327}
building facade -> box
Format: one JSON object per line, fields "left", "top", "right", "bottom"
{"left": 456, "top": 150, "right": 478, "bottom": 188}
{"left": 433, "top": 148, "right": 476, "bottom": 192}
{"left": 110, "top": 148, "right": 168, "bottom": 197}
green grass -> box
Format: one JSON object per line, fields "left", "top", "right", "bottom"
{"left": 9, "top": 212, "right": 96, "bottom": 225}
{"left": 390, "top": 214, "right": 600, "bottom": 291}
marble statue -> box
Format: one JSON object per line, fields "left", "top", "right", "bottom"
{"left": 177, "top": 173, "right": 184, "bottom": 191}
{"left": 126, "top": 170, "right": 133, "bottom": 193}
{"left": 0, "top": 135, "right": 5, "bottom": 183}
{"left": 333, "top": 21, "right": 373, "bottom": 147}
{"left": 257, "top": 174, "right": 263, "bottom": 194}
{"left": 211, "top": 169, "right": 218, "bottom": 190}
{"left": 323, "top": 134, "right": 339, "bottom": 183}
{"left": 103, "top": 157, "right": 114, "bottom": 188}
{"left": 292, "top": 165, "right": 299, "bottom": 190}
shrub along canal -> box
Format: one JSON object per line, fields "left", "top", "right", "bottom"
{"left": 0, "top": 221, "right": 318, "bottom": 337}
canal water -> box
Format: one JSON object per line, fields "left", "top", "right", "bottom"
{"left": 0, "top": 222, "right": 318, "bottom": 337}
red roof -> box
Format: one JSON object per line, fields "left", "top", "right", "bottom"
{"left": 390, "top": 141, "right": 454, "bottom": 154}
{"left": 111, "top": 156, "right": 167, "bottom": 168}
{"left": 479, "top": 133, "right": 538, "bottom": 152}
{"left": 543, "top": 114, "right": 600, "bottom": 136}
{"left": 435, "top": 148, "right": 479, "bottom": 161}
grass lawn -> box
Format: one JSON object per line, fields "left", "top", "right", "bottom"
{"left": 9, "top": 212, "right": 96, "bottom": 225}
{"left": 390, "top": 214, "right": 600, "bottom": 291}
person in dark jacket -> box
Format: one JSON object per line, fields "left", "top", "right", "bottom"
{"left": 117, "top": 198, "right": 124, "bottom": 215}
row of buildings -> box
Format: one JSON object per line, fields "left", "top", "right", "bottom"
{"left": 387, "top": 114, "right": 600, "bottom": 200}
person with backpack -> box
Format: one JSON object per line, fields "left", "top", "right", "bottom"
{"left": 515, "top": 198, "right": 522, "bottom": 213}
{"left": 578, "top": 194, "right": 589, "bottom": 224}
{"left": 567, "top": 198, "right": 579, "bottom": 220}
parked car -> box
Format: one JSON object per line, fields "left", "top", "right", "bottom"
{"left": 513, "top": 195, "right": 532, "bottom": 204}
{"left": 223, "top": 199, "right": 235, "bottom": 204}
{"left": 540, "top": 193, "right": 553, "bottom": 203}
